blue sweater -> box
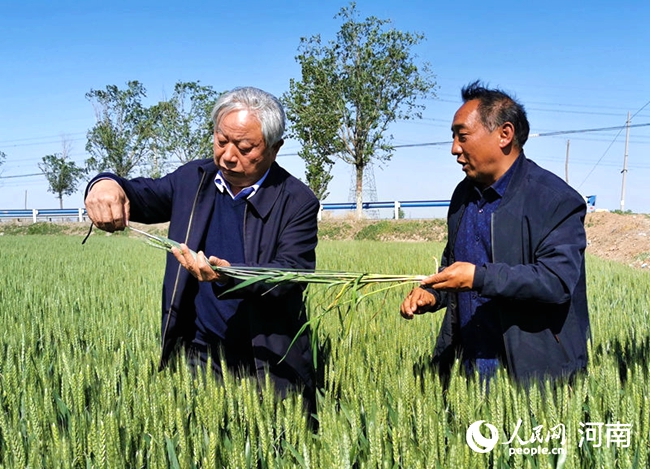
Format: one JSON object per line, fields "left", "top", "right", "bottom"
{"left": 194, "top": 191, "right": 246, "bottom": 344}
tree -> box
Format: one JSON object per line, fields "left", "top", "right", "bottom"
{"left": 38, "top": 140, "right": 85, "bottom": 209}
{"left": 301, "top": 140, "right": 334, "bottom": 200}
{"left": 85, "top": 81, "right": 152, "bottom": 178}
{"left": 148, "top": 81, "right": 220, "bottom": 174}
{"left": 283, "top": 55, "right": 339, "bottom": 200}
{"left": 143, "top": 100, "right": 174, "bottom": 178}
{"left": 283, "top": 2, "right": 436, "bottom": 217}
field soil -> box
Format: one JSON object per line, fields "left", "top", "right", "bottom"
{"left": 320, "top": 211, "right": 650, "bottom": 270}
{"left": 584, "top": 211, "right": 650, "bottom": 269}
{"left": 2, "top": 211, "right": 649, "bottom": 270}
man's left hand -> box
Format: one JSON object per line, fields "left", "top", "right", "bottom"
{"left": 171, "top": 243, "right": 231, "bottom": 283}
{"left": 421, "top": 261, "right": 476, "bottom": 291}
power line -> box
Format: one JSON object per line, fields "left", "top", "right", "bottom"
{"left": 3, "top": 122, "right": 649, "bottom": 181}
{"left": 530, "top": 123, "right": 650, "bottom": 138}
{"left": 527, "top": 108, "right": 635, "bottom": 117}
{"left": 576, "top": 105, "right": 650, "bottom": 190}
{"left": 631, "top": 100, "right": 650, "bottom": 119}
{"left": 0, "top": 131, "right": 87, "bottom": 146}
{"left": 394, "top": 141, "right": 451, "bottom": 148}
{"left": 1, "top": 107, "right": 642, "bottom": 151}
{"left": 0, "top": 172, "right": 42, "bottom": 179}
{"left": 294, "top": 122, "right": 650, "bottom": 151}
{"left": 428, "top": 95, "right": 650, "bottom": 119}
{"left": 0, "top": 136, "right": 87, "bottom": 149}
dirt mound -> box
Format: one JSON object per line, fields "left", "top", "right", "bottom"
{"left": 585, "top": 212, "right": 650, "bottom": 269}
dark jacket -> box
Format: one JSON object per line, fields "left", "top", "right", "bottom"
{"left": 430, "top": 155, "right": 590, "bottom": 382}
{"left": 88, "top": 159, "right": 319, "bottom": 393}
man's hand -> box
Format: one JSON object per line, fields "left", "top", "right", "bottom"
{"left": 421, "top": 261, "right": 476, "bottom": 291}
{"left": 85, "top": 179, "right": 130, "bottom": 232}
{"left": 400, "top": 287, "right": 436, "bottom": 320}
{"left": 171, "top": 243, "right": 231, "bottom": 283}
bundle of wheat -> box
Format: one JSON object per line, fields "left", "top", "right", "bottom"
{"left": 129, "top": 226, "right": 429, "bottom": 301}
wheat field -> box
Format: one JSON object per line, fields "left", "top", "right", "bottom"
{"left": 0, "top": 234, "right": 648, "bottom": 468}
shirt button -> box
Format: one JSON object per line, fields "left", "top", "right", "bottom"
{"left": 478, "top": 209, "right": 483, "bottom": 213}
{"left": 475, "top": 235, "right": 480, "bottom": 242}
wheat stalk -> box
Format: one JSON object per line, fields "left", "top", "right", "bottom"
{"left": 128, "top": 226, "right": 429, "bottom": 297}
{"left": 129, "top": 226, "right": 433, "bottom": 362}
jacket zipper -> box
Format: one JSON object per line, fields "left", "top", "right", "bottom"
{"left": 242, "top": 204, "right": 248, "bottom": 262}
{"left": 490, "top": 213, "right": 496, "bottom": 262}
{"left": 160, "top": 170, "right": 208, "bottom": 359}
{"left": 490, "top": 212, "right": 512, "bottom": 370}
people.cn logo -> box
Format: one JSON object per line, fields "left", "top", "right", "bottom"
{"left": 466, "top": 420, "right": 499, "bottom": 453}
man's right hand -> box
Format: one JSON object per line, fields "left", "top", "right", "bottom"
{"left": 400, "top": 287, "right": 436, "bottom": 320}
{"left": 84, "top": 179, "right": 130, "bottom": 232}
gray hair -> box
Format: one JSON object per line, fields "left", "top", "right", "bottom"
{"left": 211, "top": 87, "right": 286, "bottom": 148}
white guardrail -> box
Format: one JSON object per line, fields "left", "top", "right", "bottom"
{"left": 318, "top": 200, "right": 451, "bottom": 220}
{"left": 1, "top": 197, "right": 597, "bottom": 223}
{"left": 0, "top": 208, "right": 87, "bottom": 223}
{"left": 0, "top": 200, "right": 452, "bottom": 223}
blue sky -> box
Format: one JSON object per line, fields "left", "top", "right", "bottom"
{"left": 1, "top": 0, "right": 649, "bottom": 216}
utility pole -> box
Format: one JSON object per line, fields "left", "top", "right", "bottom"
{"left": 620, "top": 112, "right": 631, "bottom": 212}
{"left": 565, "top": 139, "right": 570, "bottom": 183}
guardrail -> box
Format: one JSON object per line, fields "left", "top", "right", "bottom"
{"left": 320, "top": 200, "right": 450, "bottom": 220}
{"left": 0, "top": 208, "right": 87, "bottom": 223}
{"left": 0, "top": 200, "right": 452, "bottom": 223}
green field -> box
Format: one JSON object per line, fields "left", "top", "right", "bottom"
{"left": 1, "top": 233, "right": 649, "bottom": 468}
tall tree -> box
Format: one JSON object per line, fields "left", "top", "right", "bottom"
{"left": 38, "top": 139, "right": 84, "bottom": 209}
{"left": 283, "top": 56, "right": 339, "bottom": 200}
{"left": 301, "top": 140, "right": 334, "bottom": 201}
{"left": 148, "top": 81, "right": 220, "bottom": 172}
{"left": 85, "top": 81, "right": 152, "bottom": 178}
{"left": 283, "top": 2, "right": 437, "bottom": 217}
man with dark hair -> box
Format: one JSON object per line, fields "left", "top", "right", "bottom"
{"left": 400, "top": 81, "right": 590, "bottom": 383}
{"left": 85, "top": 87, "right": 319, "bottom": 414}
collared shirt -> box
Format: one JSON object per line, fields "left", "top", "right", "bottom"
{"left": 214, "top": 168, "right": 270, "bottom": 200}
{"left": 455, "top": 154, "right": 523, "bottom": 379}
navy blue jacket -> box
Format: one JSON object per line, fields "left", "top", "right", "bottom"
{"left": 429, "top": 155, "right": 590, "bottom": 382}
{"left": 88, "top": 159, "right": 319, "bottom": 393}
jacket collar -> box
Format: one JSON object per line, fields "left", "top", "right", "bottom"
{"left": 244, "top": 162, "right": 285, "bottom": 219}
{"left": 184, "top": 159, "right": 218, "bottom": 250}
{"left": 458, "top": 152, "right": 528, "bottom": 206}
{"left": 449, "top": 153, "right": 529, "bottom": 251}
{"left": 194, "top": 159, "right": 284, "bottom": 220}
{"left": 496, "top": 152, "right": 528, "bottom": 207}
